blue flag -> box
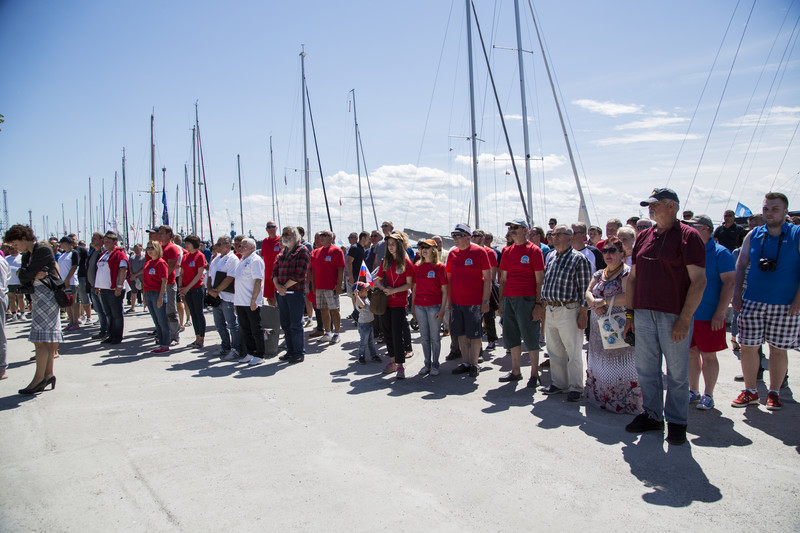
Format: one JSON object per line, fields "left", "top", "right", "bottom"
{"left": 734, "top": 202, "right": 752, "bottom": 218}
{"left": 161, "top": 189, "right": 169, "bottom": 225}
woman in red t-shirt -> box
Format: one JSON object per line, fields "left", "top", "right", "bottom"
{"left": 143, "top": 241, "right": 170, "bottom": 353}
{"left": 179, "top": 235, "right": 207, "bottom": 348}
{"left": 411, "top": 239, "right": 448, "bottom": 376}
{"left": 375, "top": 233, "right": 414, "bottom": 379}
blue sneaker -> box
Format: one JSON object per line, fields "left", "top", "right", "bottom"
{"left": 696, "top": 394, "right": 715, "bottom": 410}
{"left": 689, "top": 390, "right": 702, "bottom": 403}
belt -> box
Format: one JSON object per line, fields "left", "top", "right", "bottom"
{"left": 545, "top": 301, "right": 576, "bottom": 307}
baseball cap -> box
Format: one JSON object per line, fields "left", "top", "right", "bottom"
{"left": 505, "top": 218, "right": 530, "bottom": 229}
{"left": 686, "top": 214, "right": 714, "bottom": 231}
{"left": 640, "top": 188, "right": 679, "bottom": 207}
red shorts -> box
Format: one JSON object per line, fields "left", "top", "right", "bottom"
{"left": 690, "top": 320, "right": 727, "bottom": 352}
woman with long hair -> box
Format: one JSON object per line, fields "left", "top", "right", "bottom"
{"left": 4, "top": 224, "right": 61, "bottom": 395}
{"left": 375, "top": 232, "right": 413, "bottom": 379}
{"left": 411, "top": 239, "right": 448, "bottom": 376}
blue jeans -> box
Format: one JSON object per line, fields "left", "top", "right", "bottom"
{"left": 90, "top": 285, "right": 108, "bottom": 336}
{"left": 212, "top": 300, "right": 239, "bottom": 352}
{"left": 357, "top": 322, "right": 378, "bottom": 359}
{"left": 145, "top": 291, "right": 170, "bottom": 347}
{"left": 415, "top": 304, "right": 442, "bottom": 368}
{"left": 277, "top": 290, "right": 306, "bottom": 358}
{"left": 100, "top": 289, "right": 124, "bottom": 343}
{"left": 634, "top": 310, "right": 692, "bottom": 425}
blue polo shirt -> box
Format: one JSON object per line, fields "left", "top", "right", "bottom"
{"left": 744, "top": 222, "right": 800, "bottom": 305}
{"left": 695, "top": 239, "right": 735, "bottom": 321}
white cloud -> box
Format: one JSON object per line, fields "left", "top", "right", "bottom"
{"left": 572, "top": 99, "right": 644, "bottom": 116}
{"left": 593, "top": 132, "right": 701, "bottom": 146}
{"left": 455, "top": 152, "right": 566, "bottom": 172}
{"left": 724, "top": 106, "right": 800, "bottom": 128}
{"left": 615, "top": 117, "right": 688, "bottom": 130}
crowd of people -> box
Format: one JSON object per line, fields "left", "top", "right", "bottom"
{"left": 1, "top": 188, "right": 798, "bottom": 446}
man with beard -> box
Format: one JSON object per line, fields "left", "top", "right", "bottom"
{"left": 273, "top": 226, "right": 312, "bottom": 364}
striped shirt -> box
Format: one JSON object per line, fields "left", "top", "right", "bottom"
{"left": 541, "top": 247, "right": 592, "bottom": 306}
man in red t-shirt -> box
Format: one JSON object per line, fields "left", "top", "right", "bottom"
{"left": 446, "top": 223, "right": 491, "bottom": 378}
{"left": 158, "top": 225, "right": 182, "bottom": 343}
{"left": 310, "top": 230, "right": 345, "bottom": 342}
{"left": 260, "top": 221, "right": 282, "bottom": 306}
{"left": 471, "top": 229, "right": 499, "bottom": 350}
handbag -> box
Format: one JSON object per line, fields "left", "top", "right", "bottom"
{"left": 368, "top": 287, "right": 387, "bottom": 316}
{"left": 596, "top": 295, "right": 628, "bottom": 350}
{"left": 41, "top": 271, "right": 72, "bottom": 309}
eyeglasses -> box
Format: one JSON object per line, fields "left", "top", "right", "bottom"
{"left": 602, "top": 247, "right": 619, "bottom": 254}
{"left": 266, "top": 225, "right": 277, "bottom": 229}
{"left": 451, "top": 233, "right": 468, "bottom": 239}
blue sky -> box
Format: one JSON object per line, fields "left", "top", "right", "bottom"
{"left": 1, "top": 0, "right": 798, "bottom": 244}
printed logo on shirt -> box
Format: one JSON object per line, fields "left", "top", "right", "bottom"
{"left": 148, "top": 268, "right": 156, "bottom": 275}
{"left": 189, "top": 261, "right": 195, "bottom": 267}
{"left": 427, "top": 271, "right": 435, "bottom": 278}
{"left": 464, "top": 258, "right": 473, "bottom": 266}
{"left": 520, "top": 255, "right": 530, "bottom": 264}
{"left": 325, "top": 256, "right": 331, "bottom": 262}
{"left": 274, "top": 246, "right": 280, "bottom": 251}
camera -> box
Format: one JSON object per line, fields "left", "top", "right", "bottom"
{"left": 758, "top": 257, "right": 777, "bottom": 272}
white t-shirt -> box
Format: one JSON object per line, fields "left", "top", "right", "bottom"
{"left": 0, "top": 255, "right": 9, "bottom": 299}
{"left": 233, "top": 253, "right": 265, "bottom": 307}
{"left": 57, "top": 249, "right": 79, "bottom": 286}
{"left": 6, "top": 253, "right": 21, "bottom": 285}
{"left": 209, "top": 251, "right": 239, "bottom": 304}
{"left": 95, "top": 250, "right": 128, "bottom": 290}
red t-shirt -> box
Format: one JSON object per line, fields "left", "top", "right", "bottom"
{"left": 261, "top": 236, "right": 282, "bottom": 297}
{"left": 446, "top": 244, "right": 490, "bottom": 306}
{"left": 413, "top": 262, "right": 448, "bottom": 307}
{"left": 162, "top": 242, "right": 181, "bottom": 284}
{"left": 631, "top": 221, "right": 706, "bottom": 315}
{"left": 484, "top": 246, "right": 498, "bottom": 268}
{"left": 180, "top": 250, "right": 207, "bottom": 289}
{"left": 378, "top": 257, "right": 414, "bottom": 308}
{"left": 142, "top": 258, "right": 168, "bottom": 292}
{"left": 499, "top": 242, "right": 545, "bottom": 297}
{"left": 311, "top": 245, "right": 345, "bottom": 290}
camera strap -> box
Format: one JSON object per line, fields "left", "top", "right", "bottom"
{"left": 759, "top": 229, "right": 784, "bottom": 262}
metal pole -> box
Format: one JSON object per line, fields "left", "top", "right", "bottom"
{"left": 351, "top": 89, "right": 364, "bottom": 230}
{"left": 301, "top": 46, "right": 311, "bottom": 235}
{"left": 514, "top": 0, "right": 534, "bottom": 226}
{"left": 192, "top": 126, "right": 197, "bottom": 234}
{"left": 151, "top": 113, "right": 156, "bottom": 228}
{"left": 122, "top": 148, "right": 129, "bottom": 248}
{"left": 237, "top": 154, "right": 244, "bottom": 235}
{"left": 270, "top": 135, "right": 277, "bottom": 224}
{"left": 466, "top": 0, "right": 480, "bottom": 229}
{"left": 89, "top": 177, "right": 93, "bottom": 234}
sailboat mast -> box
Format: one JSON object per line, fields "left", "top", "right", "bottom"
{"left": 88, "top": 177, "right": 93, "bottom": 234}
{"left": 150, "top": 113, "right": 156, "bottom": 228}
{"left": 465, "top": 0, "right": 480, "bottom": 229}
{"left": 122, "top": 148, "right": 129, "bottom": 249}
{"left": 514, "top": 0, "right": 534, "bottom": 225}
{"left": 237, "top": 154, "right": 244, "bottom": 235}
{"left": 113, "top": 170, "right": 118, "bottom": 234}
{"left": 192, "top": 126, "right": 197, "bottom": 235}
{"left": 102, "top": 178, "right": 106, "bottom": 232}
{"left": 184, "top": 164, "right": 191, "bottom": 235}
{"left": 269, "top": 135, "right": 278, "bottom": 226}
{"left": 351, "top": 89, "right": 364, "bottom": 230}
{"left": 529, "top": 5, "right": 589, "bottom": 224}
{"left": 301, "top": 46, "right": 311, "bottom": 235}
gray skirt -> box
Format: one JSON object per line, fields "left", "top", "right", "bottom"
{"left": 29, "top": 281, "right": 63, "bottom": 344}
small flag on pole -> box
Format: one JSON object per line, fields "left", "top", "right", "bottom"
{"left": 734, "top": 202, "right": 752, "bottom": 218}
{"left": 161, "top": 189, "right": 169, "bottom": 225}
{"left": 358, "top": 260, "right": 374, "bottom": 287}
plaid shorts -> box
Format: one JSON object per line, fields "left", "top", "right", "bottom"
{"left": 315, "top": 289, "right": 340, "bottom": 310}
{"left": 737, "top": 299, "right": 800, "bottom": 350}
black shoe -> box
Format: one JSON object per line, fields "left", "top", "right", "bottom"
{"left": 541, "top": 384, "right": 563, "bottom": 395}
{"left": 499, "top": 372, "right": 522, "bottom": 383}
{"left": 358, "top": 355, "right": 366, "bottom": 365}
{"left": 468, "top": 365, "right": 479, "bottom": 378}
{"left": 101, "top": 338, "right": 113, "bottom": 344}
{"left": 278, "top": 354, "right": 291, "bottom": 361}
{"left": 666, "top": 422, "right": 688, "bottom": 445}
{"left": 567, "top": 391, "right": 582, "bottom": 402}
{"left": 625, "top": 413, "right": 665, "bottom": 433}
{"left": 18, "top": 377, "right": 49, "bottom": 395}
{"left": 109, "top": 340, "right": 122, "bottom": 345}
{"left": 452, "top": 363, "right": 470, "bottom": 375}
{"left": 445, "top": 352, "right": 460, "bottom": 361}
{"left": 371, "top": 355, "right": 382, "bottom": 363}
{"left": 288, "top": 355, "right": 304, "bottom": 364}
{"left": 477, "top": 354, "right": 484, "bottom": 363}
{"left": 539, "top": 359, "right": 551, "bottom": 368}
{"left": 91, "top": 333, "right": 106, "bottom": 340}
{"left": 527, "top": 375, "right": 539, "bottom": 389}
{"left": 147, "top": 331, "right": 158, "bottom": 336}
{"left": 781, "top": 375, "right": 789, "bottom": 389}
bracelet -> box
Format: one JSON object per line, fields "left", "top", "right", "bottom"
{"left": 625, "top": 309, "right": 634, "bottom": 319}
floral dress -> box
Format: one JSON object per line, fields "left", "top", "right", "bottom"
{"left": 585, "top": 266, "right": 642, "bottom": 414}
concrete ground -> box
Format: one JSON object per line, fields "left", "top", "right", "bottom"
{"left": 0, "top": 299, "right": 798, "bottom": 532}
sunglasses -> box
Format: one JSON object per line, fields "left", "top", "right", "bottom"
{"left": 145, "top": 246, "right": 155, "bottom": 250}
{"left": 266, "top": 225, "right": 277, "bottom": 229}
{"left": 451, "top": 233, "right": 468, "bottom": 239}
{"left": 418, "top": 245, "right": 431, "bottom": 250}
{"left": 602, "top": 247, "right": 620, "bottom": 254}
{"left": 508, "top": 225, "right": 523, "bottom": 230}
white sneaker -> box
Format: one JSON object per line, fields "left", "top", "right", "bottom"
{"left": 324, "top": 332, "right": 333, "bottom": 342}
{"left": 430, "top": 367, "right": 440, "bottom": 376}
{"left": 238, "top": 354, "right": 253, "bottom": 364}
{"left": 248, "top": 357, "right": 264, "bottom": 366}
{"left": 331, "top": 333, "right": 340, "bottom": 344}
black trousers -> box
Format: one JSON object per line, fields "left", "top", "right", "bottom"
{"left": 236, "top": 305, "right": 265, "bottom": 357}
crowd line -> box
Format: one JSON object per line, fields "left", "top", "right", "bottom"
{"left": 1, "top": 187, "right": 798, "bottom": 447}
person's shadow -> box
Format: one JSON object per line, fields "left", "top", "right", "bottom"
{"left": 622, "top": 436, "right": 722, "bottom": 506}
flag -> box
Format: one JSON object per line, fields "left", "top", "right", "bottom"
{"left": 357, "top": 260, "right": 374, "bottom": 287}
{"left": 339, "top": 198, "right": 342, "bottom": 206}
{"left": 284, "top": 174, "right": 287, "bottom": 185}
{"left": 505, "top": 171, "right": 510, "bottom": 175}
{"left": 734, "top": 202, "right": 752, "bottom": 218}
{"left": 161, "top": 189, "right": 169, "bottom": 225}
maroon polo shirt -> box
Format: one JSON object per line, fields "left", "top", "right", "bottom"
{"left": 631, "top": 221, "right": 705, "bottom": 315}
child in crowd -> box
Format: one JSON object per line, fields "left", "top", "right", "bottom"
{"left": 353, "top": 282, "right": 380, "bottom": 365}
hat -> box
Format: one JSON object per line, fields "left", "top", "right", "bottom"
{"left": 384, "top": 232, "right": 404, "bottom": 242}
{"left": 146, "top": 227, "right": 159, "bottom": 233}
{"left": 640, "top": 188, "right": 679, "bottom": 207}
{"left": 103, "top": 231, "right": 119, "bottom": 240}
{"left": 451, "top": 223, "right": 472, "bottom": 236}
{"left": 505, "top": 218, "right": 530, "bottom": 229}
{"left": 417, "top": 239, "right": 437, "bottom": 248}
{"left": 686, "top": 214, "right": 714, "bottom": 231}
{"left": 59, "top": 236, "right": 74, "bottom": 245}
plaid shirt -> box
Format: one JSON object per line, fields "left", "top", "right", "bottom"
{"left": 273, "top": 244, "right": 311, "bottom": 288}
{"left": 541, "top": 247, "right": 592, "bottom": 306}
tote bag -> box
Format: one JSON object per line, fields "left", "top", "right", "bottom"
{"left": 596, "top": 295, "right": 628, "bottom": 350}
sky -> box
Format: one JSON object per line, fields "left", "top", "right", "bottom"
{"left": 1, "top": 0, "right": 798, "bottom": 245}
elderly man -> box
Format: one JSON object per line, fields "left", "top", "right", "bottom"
{"left": 207, "top": 236, "right": 240, "bottom": 359}
{"left": 86, "top": 232, "right": 109, "bottom": 340}
{"left": 471, "top": 228, "right": 499, "bottom": 351}
{"left": 447, "top": 224, "right": 491, "bottom": 378}
{"left": 260, "top": 220, "right": 282, "bottom": 306}
{"left": 596, "top": 218, "right": 623, "bottom": 250}
{"left": 635, "top": 218, "right": 653, "bottom": 234}
{"left": 571, "top": 222, "right": 605, "bottom": 272}
{"left": 375, "top": 221, "right": 394, "bottom": 267}
{"left": 731, "top": 192, "right": 800, "bottom": 411}
{"left": 685, "top": 215, "right": 735, "bottom": 411}
{"left": 540, "top": 225, "right": 592, "bottom": 401}
{"left": 233, "top": 238, "right": 266, "bottom": 365}
{"left": 158, "top": 225, "right": 182, "bottom": 344}
{"left": 94, "top": 231, "right": 129, "bottom": 345}
{"left": 714, "top": 209, "right": 748, "bottom": 252}
{"left": 624, "top": 188, "right": 706, "bottom": 445}
{"left": 310, "top": 230, "right": 345, "bottom": 342}
{"left": 274, "top": 226, "right": 311, "bottom": 364}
